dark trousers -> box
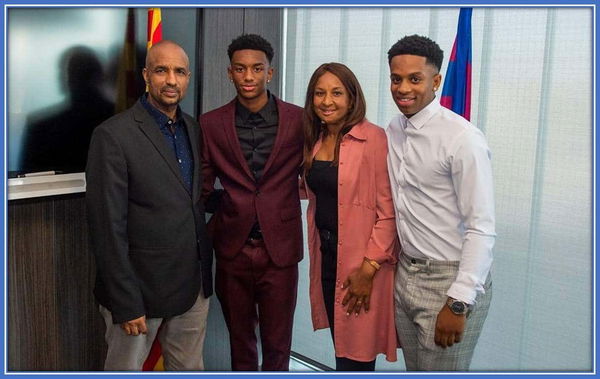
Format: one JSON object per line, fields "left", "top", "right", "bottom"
{"left": 216, "top": 238, "right": 298, "bottom": 371}
{"left": 319, "top": 229, "right": 376, "bottom": 372}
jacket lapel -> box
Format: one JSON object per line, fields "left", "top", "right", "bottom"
{"left": 339, "top": 120, "right": 368, "bottom": 189}
{"left": 260, "top": 98, "right": 292, "bottom": 182}
{"left": 185, "top": 113, "right": 200, "bottom": 201}
{"left": 311, "top": 137, "right": 322, "bottom": 159}
{"left": 310, "top": 120, "right": 368, "bottom": 192}
{"left": 133, "top": 101, "right": 190, "bottom": 196}
{"left": 222, "top": 100, "right": 255, "bottom": 181}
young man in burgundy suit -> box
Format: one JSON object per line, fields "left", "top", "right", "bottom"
{"left": 199, "top": 34, "right": 304, "bottom": 371}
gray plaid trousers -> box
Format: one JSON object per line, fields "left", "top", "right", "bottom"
{"left": 394, "top": 253, "right": 492, "bottom": 371}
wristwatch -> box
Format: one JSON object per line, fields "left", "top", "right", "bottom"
{"left": 446, "top": 298, "right": 470, "bottom": 315}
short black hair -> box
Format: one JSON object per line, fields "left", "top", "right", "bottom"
{"left": 227, "top": 34, "right": 274, "bottom": 63}
{"left": 387, "top": 34, "right": 444, "bottom": 72}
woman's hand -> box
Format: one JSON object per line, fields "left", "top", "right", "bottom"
{"left": 341, "top": 260, "right": 378, "bottom": 316}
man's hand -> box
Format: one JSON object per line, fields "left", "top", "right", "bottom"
{"left": 341, "top": 260, "right": 377, "bottom": 316}
{"left": 120, "top": 316, "right": 147, "bottom": 336}
{"left": 434, "top": 304, "right": 466, "bottom": 348}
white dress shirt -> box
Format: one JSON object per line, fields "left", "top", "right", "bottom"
{"left": 386, "top": 99, "right": 495, "bottom": 304}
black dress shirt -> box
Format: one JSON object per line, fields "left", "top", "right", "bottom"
{"left": 235, "top": 91, "right": 278, "bottom": 182}
{"left": 235, "top": 92, "right": 279, "bottom": 238}
{"left": 140, "top": 94, "right": 193, "bottom": 194}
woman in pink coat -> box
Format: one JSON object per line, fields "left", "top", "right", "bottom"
{"left": 302, "top": 62, "right": 399, "bottom": 370}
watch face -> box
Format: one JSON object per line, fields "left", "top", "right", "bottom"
{"left": 451, "top": 301, "right": 466, "bottom": 314}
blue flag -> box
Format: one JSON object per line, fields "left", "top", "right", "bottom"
{"left": 441, "top": 8, "right": 473, "bottom": 120}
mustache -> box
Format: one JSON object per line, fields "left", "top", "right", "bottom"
{"left": 161, "top": 85, "right": 179, "bottom": 92}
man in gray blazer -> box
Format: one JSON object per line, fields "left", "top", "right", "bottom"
{"left": 86, "top": 40, "right": 212, "bottom": 371}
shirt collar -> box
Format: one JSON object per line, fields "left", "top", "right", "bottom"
{"left": 319, "top": 119, "right": 368, "bottom": 144}
{"left": 235, "top": 90, "right": 277, "bottom": 124}
{"left": 346, "top": 119, "right": 368, "bottom": 141}
{"left": 401, "top": 98, "right": 441, "bottom": 130}
{"left": 140, "top": 93, "right": 182, "bottom": 127}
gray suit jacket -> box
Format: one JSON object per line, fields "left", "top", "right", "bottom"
{"left": 86, "top": 99, "right": 212, "bottom": 324}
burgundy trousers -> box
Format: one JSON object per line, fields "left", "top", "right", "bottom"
{"left": 215, "top": 239, "right": 298, "bottom": 371}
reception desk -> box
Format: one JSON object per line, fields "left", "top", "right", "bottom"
{"left": 8, "top": 193, "right": 105, "bottom": 370}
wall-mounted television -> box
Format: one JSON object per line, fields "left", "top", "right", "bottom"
{"left": 7, "top": 7, "right": 146, "bottom": 198}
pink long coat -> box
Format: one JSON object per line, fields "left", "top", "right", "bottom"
{"left": 305, "top": 119, "right": 399, "bottom": 362}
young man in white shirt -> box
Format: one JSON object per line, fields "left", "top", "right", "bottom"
{"left": 386, "top": 34, "right": 495, "bottom": 371}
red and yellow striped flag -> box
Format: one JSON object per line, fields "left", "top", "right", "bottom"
{"left": 142, "top": 334, "right": 164, "bottom": 371}
{"left": 145, "top": 8, "right": 163, "bottom": 93}
{"left": 147, "top": 8, "right": 162, "bottom": 50}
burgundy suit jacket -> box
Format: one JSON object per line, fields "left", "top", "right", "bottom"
{"left": 199, "top": 96, "right": 304, "bottom": 267}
